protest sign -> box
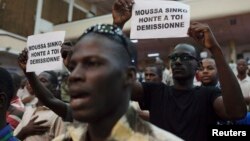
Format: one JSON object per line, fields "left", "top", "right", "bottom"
{"left": 130, "top": 0, "right": 190, "bottom": 39}
{"left": 26, "top": 31, "right": 65, "bottom": 73}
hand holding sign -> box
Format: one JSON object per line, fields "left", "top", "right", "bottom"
{"left": 26, "top": 31, "right": 65, "bottom": 73}
{"left": 130, "top": 0, "right": 190, "bottom": 39}
{"left": 188, "top": 22, "right": 220, "bottom": 50}
{"left": 112, "top": 0, "right": 134, "bottom": 28}
{"left": 18, "top": 48, "right": 28, "bottom": 74}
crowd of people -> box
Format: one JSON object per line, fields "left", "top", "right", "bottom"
{"left": 0, "top": 0, "right": 249, "bottom": 141}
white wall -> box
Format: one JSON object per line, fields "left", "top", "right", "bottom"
{"left": 0, "top": 30, "right": 26, "bottom": 53}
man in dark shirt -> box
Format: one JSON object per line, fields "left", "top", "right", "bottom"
{"left": 133, "top": 26, "right": 246, "bottom": 141}
{"left": 112, "top": 0, "right": 247, "bottom": 141}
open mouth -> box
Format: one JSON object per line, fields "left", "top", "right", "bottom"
{"left": 69, "top": 87, "right": 92, "bottom": 110}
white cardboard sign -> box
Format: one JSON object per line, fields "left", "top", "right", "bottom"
{"left": 130, "top": 0, "right": 190, "bottom": 39}
{"left": 26, "top": 31, "right": 65, "bottom": 73}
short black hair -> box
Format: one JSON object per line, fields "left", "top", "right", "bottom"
{"left": 42, "top": 71, "right": 61, "bottom": 99}
{"left": 0, "top": 67, "right": 14, "bottom": 106}
{"left": 174, "top": 43, "right": 201, "bottom": 61}
{"left": 44, "top": 71, "right": 58, "bottom": 89}
{"left": 77, "top": 24, "right": 137, "bottom": 67}
{"left": 10, "top": 72, "right": 21, "bottom": 93}
{"left": 61, "top": 41, "right": 73, "bottom": 59}
{"left": 146, "top": 65, "right": 163, "bottom": 78}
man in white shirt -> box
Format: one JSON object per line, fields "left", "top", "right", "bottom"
{"left": 236, "top": 59, "right": 250, "bottom": 110}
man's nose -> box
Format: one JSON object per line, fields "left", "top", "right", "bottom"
{"left": 174, "top": 57, "right": 182, "bottom": 65}
{"left": 176, "top": 57, "right": 181, "bottom": 62}
{"left": 69, "top": 65, "right": 86, "bottom": 83}
{"left": 145, "top": 75, "right": 150, "bottom": 80}
{"left": 202, "top": 69, "right": 208, "bottom": 74}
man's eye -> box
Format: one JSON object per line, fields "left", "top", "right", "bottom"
{"left": 207, "top": 66, "right": 214, "bottom": 70}
{"left": 68, "top": 65, "right": 75, "bottom": 72}
{"left": 85, "top": 61, "right": 101, "bottom": 68}
{"left": 68, "top": 61, "right": 76, "bottom": 72}
{"left": 40, "top": 79, "right": 47, "bottom": 83}
{"left": 182, "top": 56, "right": 189, "bottom": 60}
{"left": 172, "top": 56, "right": 178, "bottom": 61}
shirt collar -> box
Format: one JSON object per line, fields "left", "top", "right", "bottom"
{"left": 237, "top": 76, "right": 250, "bottom": 82}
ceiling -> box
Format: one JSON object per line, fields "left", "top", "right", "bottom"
{"left": 79, "top": 0, "right": 115, "bottom": 15}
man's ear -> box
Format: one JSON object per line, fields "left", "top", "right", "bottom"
{"left": 124, "top": 66, "right": 137, "bottom": 86}
{"left": 0, "top": 92, "right": 7, "bottom": 108}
